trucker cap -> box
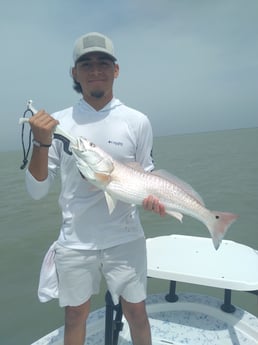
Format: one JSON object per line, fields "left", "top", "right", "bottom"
{"left": 73, "top": 32, "right": 117, "bottom": 63}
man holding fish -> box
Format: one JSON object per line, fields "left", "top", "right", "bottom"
{"left": 26, "top": 32, "right": 165, "bottom": 345}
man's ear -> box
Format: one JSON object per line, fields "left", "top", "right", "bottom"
{"left": 114, "top": 64, "right": 119, "bottom": 79}
{"left": 71, "top": 67, "right": 77, "bottom": 81}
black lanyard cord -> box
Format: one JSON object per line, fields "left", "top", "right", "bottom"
{"left": 20, "top": 108, "right": 33, "bottom": 170}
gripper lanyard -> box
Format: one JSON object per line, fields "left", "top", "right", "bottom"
{"left": 19, "top": 100, "right": 36, "bottom": 169}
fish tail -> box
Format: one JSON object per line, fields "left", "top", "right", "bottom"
{"left": 207, "top": 211, "right": 239, "bottom": 250}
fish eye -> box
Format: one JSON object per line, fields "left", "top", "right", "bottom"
{"left": 89, "top": 142, "right": 96, "bottom": 147}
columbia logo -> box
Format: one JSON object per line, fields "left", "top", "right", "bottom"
{"left": 108, "top": 140, "right": 123, "bottom": 146}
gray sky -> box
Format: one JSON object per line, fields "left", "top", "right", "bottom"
{"left": 1, "top": 0, "right": 258, "bottom": 151}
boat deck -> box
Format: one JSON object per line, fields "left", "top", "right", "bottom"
{"left": 31, "top": 292, "right": 258, "bottom": 345}
{"left": 120, "top": 293, "right": 258, "bottom": 345}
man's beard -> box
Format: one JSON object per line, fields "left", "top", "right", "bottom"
{"left": 90, "top": 90, "right": 105, "bottom": 98}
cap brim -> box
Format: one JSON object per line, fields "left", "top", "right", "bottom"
{"left": 75, "top": 50, "right": 117, "bottom": 64}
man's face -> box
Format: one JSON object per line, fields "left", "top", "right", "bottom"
{"left": 72, "top": 52, "right": 119, "bottom": 100}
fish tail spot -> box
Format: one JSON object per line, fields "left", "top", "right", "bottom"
{"left": 209, "top": 211, "right": 239, "bottom": 250}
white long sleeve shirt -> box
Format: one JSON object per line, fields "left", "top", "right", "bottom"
{"left": 26, "top": 98, "right": 154, "bottom": 250}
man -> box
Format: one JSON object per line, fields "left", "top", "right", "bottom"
{"left": 26, "top": 32, "right": 165, "bottom": 345}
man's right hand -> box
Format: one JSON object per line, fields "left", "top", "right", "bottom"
{"left": 28, "top": 110, "right": 59, "bottom": 181}
{"left": 29, "top": 110, "right": 59, "bottom": 146}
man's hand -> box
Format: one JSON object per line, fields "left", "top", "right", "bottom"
{"left": 29, "top": 110, "right": 59, "bottom": 146}
{"left": 28, "top": 110, "right": 59, "bottom": 181}
{"left": 142, "top": 195, "right": 166, "bottom": 217}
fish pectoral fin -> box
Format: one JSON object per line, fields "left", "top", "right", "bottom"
{"left": 94, "top": 172, "right": 111, "bottom": 184}
{"left": 166, "top": 210, "right": 183, "bottom": 222}
{"left": 104, "top": 192, "right": 117, "bottom": 214}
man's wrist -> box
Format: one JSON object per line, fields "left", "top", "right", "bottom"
{"left": 32, "top": 139, "right": 51, "bottom": 148}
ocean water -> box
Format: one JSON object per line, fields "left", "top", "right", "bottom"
{"left": 1, "top": 128, "right": 257, "bottom": 345}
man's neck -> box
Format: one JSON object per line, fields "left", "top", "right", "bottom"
{"left": 83, "top": 94, "right": 113, "bottom": 111}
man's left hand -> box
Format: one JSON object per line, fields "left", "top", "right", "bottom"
{"left": 142, "top": 195, "right": 166, "bottom": 217}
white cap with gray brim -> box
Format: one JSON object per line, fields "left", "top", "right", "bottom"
{"left": 73, "top": 32, "right": 117, "bottom": 63}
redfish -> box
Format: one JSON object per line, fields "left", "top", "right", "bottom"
{"left": 72, "top": 137, "right": 238, "bottom": 250}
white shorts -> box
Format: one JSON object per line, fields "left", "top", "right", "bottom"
{"left": 54, "top": 237, "right": 147, "bottom": 307}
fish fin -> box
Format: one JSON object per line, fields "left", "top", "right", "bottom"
{"left": 208, "top": 211, "right": 239, "bottom": 250}
{"left": 166, "top": 210, "right": 183, "bottom": 222}
{"left": 104, "top": 192, "right": 117, "bottom": 214}
{"left": 153, "top": 170, "right": 205, "bottom": 206}
{"left": 94, "top": 172, "right": 111, "bottom": 184}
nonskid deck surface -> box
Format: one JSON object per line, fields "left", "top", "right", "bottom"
{"left": 118, "top": 293, "right": 258, "bottom": 345}
{"left": 31, "top": 293, "right": 258, "bottom": 345}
